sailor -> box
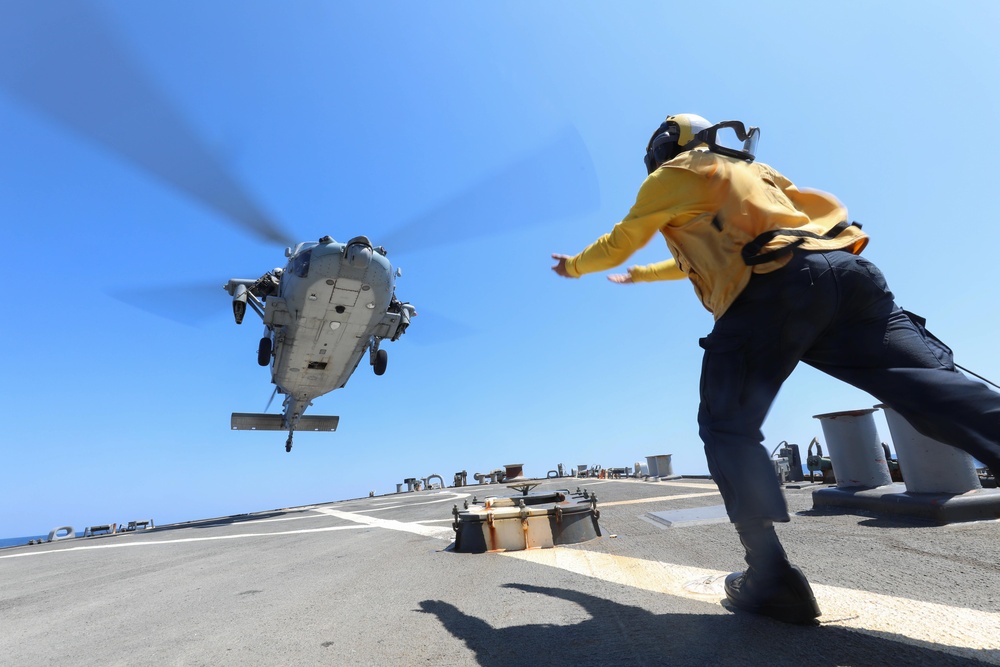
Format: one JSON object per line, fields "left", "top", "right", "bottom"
{"left": 551, "top": 113, "right": 1000, "bottom": 624}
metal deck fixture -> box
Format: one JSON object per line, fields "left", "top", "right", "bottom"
{"left": 47, "top": 526, "right": 75, "bottom": 542}
{"left": 645, "top": 454, "right": 676, "bottom": 479}
{"left": 503, "top": 463, "right": 524, "bottom": 480}
{"left": 451, "top": 486, "right": 601, "bottom": 553}
{"left": 83, "top": 524, "right": 116, "bottom": 537}
{"left": 813, "top": 406, "right": 1000, "bottom": 523}
{"left": 473, "top": 469, "right": 504, "bottom": 484}
{"left": 123, "top": 520, "right": 154, "bottom": 532}
{"left": 876, "top": 404, "right": 981, "bottom": 494}
{"left": 814, "top": 408, "right": 892, "bottom": 488}
{"left": 423, "top": 474, "right": 445, "bottom": 490}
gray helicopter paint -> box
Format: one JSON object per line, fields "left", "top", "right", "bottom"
{"left": 270, "top": 240, "right": 398, "bottom": 404}
{"left": 227, "top": 237, "right": 412, "bottom": 444}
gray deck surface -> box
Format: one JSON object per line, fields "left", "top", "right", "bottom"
{"left": 2, "top": 477, "right": 998, "bottom": 666}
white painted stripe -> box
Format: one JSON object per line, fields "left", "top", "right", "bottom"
{"left": 579, "top": 480, "right": 718, "bottom": 491}
{"left": 247, "top": 513, "right": 329, "bottom": 524}
{"left": 346, "top": 491, "right": 470, "bottom": 514}
{"left": 502, "top": 548, "right": 1000, "bottom": 663}
{"left": 3, "top": 504, "right": 459, "bottom": 561}
{"left": 0, "top": 524, "right": 368, "bottom": 560}
{"left": 600, "top": 491, "right": 721, "bottom": 507}
{"left": 312, "top": 507, "right": 454, "bottom": 539}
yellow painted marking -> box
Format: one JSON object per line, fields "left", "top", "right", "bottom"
{"left": 657, "top": 481, "right": 720, "bottom": 490}
{"left": 600, "top": 491, "right": 721, "bottom": 507}
{"left": 503, "top": 548, "right": 1000, "bottom": 664}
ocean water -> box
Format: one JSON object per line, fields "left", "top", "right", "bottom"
{"left": 0, "top": 533, "right": 80, "bottom": 549}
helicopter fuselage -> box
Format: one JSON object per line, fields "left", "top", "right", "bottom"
{"left": 225, "top": 235, "right": 414, "bottom": 450}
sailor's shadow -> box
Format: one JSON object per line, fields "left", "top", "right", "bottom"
{"left": 419, "top": 583, "right": 993, "bottom": 667}
{"left": 797, "top": 509, "right": 938, "bottom": 530}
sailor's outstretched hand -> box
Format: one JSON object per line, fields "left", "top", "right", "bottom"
{"left": 551, "top": 254, "right": 575, "bottom": 278}
{"left": 607, "top": 268, "right": 635, "bottom": 284}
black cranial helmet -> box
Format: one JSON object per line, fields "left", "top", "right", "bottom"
{"left": 643, "top": 114, "right": 713, "bottom": 175}
{"left": 644, "top": 113, "right": 760, "bottom": 174}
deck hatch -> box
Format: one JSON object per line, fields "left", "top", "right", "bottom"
{"left": 452, "top": 487, "right": 601, "bottom": 553}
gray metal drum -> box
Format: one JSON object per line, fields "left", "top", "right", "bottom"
{"left": 814, "top": 408, "right": 892, "bottom": 488}
{"left": 877, "top": 404, "right": 981, "bottom": 494}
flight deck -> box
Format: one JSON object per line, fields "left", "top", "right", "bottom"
{"left": 2, "top": 476, "right": 999, "bottom": 666}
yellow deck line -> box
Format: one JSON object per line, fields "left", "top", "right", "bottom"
{"left": 503, "top": 548, "right": 1000, "bottom": 664}
{"left": 655, "top": 481, "right": 720, "bottom": 490}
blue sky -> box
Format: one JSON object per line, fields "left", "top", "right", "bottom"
{"left": 2, "top": 1, "right": 998, "bottom": 538}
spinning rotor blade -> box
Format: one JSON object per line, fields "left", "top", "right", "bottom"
{"left": 110, "top": 281, "right": 225, "bottom": 327}
{"left": 400, "top": 309, "right": 477, "bottom": 345}
{"left": 381, "top": 125, "right": 600, "bottom": 254}
{"left": 264, "top": 387, "right": 279, "bottom": 413}
{"left": 0, "top": 2, "right": 293, "bottom": 246}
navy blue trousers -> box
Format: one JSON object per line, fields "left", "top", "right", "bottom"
{"left": 698, "top": 250, "right": 1000, "bottom": 523}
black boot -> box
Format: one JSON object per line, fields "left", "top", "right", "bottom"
{"left": 723, "top": 521, "right": 821, "bottom": 625}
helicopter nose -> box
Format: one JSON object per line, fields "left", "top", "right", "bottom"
{"left": 344, "top": 237, "right": 374, "bottom": 269}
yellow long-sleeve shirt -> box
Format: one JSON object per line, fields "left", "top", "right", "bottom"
{"left": 564, "top": 149, "right": 868, "bottom": 318}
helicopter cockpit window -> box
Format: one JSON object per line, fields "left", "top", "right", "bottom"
{"left": 291, "top": 249, "right": 312, "bottom": 278}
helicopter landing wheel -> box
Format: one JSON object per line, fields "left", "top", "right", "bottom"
{"left": 258, "top": 337, "right": 273, "bottom": 366}
{"left": 373, "top": 348, "right": 388, "bottom": 376}
{"left": 285, "top": 434, "right": 293, "bottom": 453}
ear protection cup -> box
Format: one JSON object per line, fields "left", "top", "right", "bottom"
{"left": 651, "top": 130, "right": 680, "bottom": 162}
{"left": 644, "top": 126, "right": 680, "bottom": 174}
{"left": 643, "top": 114, "right": 722, "bottom": 173}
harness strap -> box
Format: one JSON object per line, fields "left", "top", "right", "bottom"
{"left": 904, "top": 310, "right": 1000, "bottom": 389}
{"left": 741, "top": 220, "right": 861, "bottom": 266}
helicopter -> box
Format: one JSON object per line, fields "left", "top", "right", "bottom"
{"left": 224, "top": 235, "right": 416, "bottom": 452}
{"left": 0, "top": 3, "right": 599, "bottom": 453}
